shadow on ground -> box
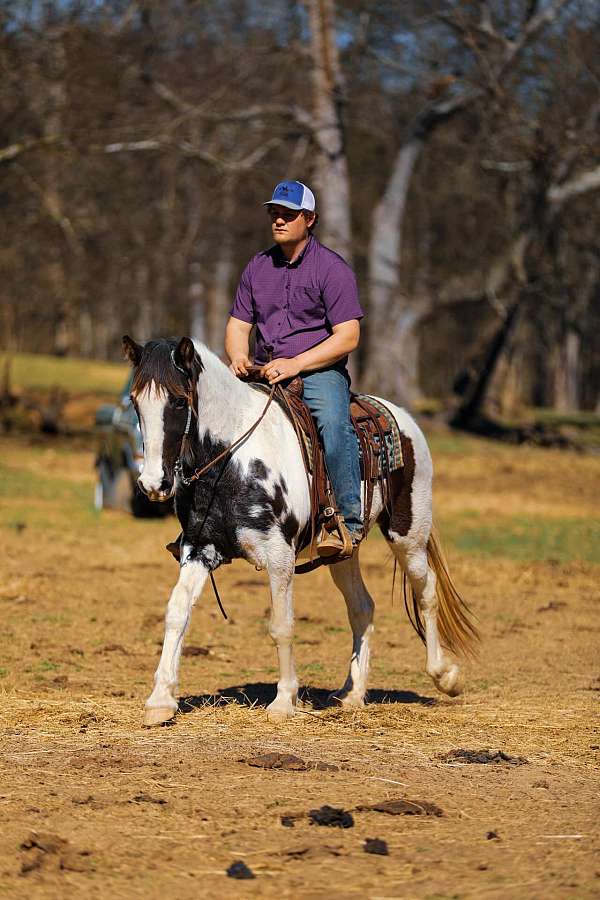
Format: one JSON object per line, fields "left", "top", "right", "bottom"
{"left": 179, "top": 682, "right": 435, "bottom": 713}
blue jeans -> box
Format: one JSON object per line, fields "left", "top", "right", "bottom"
{"left": 300, "top": 365, "right": 362, "bottom": 536}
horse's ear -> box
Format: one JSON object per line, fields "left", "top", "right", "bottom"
{"left": 174, "top": 336, "right": 203, "bottom": 376}
{"left": 122, "top": 335, "right": 143, "bottom": 367}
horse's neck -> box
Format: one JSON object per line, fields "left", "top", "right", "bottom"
{"left": 195, "top": 349, "right": 264, "bottom": 443}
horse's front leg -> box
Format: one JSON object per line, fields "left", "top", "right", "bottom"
{"left": 144, "top": 556, "right": 209, "bottom": 726}
{"left": 266, "top": 548, "right": 297, "bottom": 723}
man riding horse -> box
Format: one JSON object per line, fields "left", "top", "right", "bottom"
{"left": 225, "top": 180, "right": 363, "bottom": 559}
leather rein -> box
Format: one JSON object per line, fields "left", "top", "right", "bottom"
{"left": 172, "top": 352, "right": 277, "bottom": 488}
{"left": 168, "top": 354, "right": 324, "bottom": 613}
{"left": 168, "top": 352, "right": 282, "bottom": 620}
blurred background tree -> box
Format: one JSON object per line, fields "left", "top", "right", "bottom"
{"left": 1, "top": 0, "right": 598, "bottom": 422}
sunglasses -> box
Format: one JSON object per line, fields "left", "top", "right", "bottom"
{"left": 267, "top": 206, "right": 304, "bottom": 222}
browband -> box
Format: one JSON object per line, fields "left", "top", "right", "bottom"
{"left": 170, "top": 349, "right": 188, "bottom": 377}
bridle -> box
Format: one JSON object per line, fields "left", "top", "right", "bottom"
{"left": 167, "top": 350, "right": 277, "bottom": 620}
{"left": 170, "top": 350, "right": 277, "bottom": 488}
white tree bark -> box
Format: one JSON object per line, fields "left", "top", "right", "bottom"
{"left": 553, "top": 328, "right": 581, "bottom": 412}
{"left": 189, "top": 262, "right": 206, "bottom": 345}
{"left": 366, "top": 0, "right": 573, "bottom": 405}
{"left": 365, "top": 138, "right": 425, "bottom": 402}
{"left": 305, "top": 0, "right": 352, "bottom": 261}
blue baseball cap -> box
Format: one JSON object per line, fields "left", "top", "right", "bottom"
{"left": 264, "top": 180, "right": 316, "bottom": 212}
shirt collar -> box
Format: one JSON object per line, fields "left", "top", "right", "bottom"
{"left": 276, "top": 234, "right": 314, "bottom": 268}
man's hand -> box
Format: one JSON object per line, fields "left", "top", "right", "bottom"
{"left": 261, "top": 357, "right": 301, "bottom": 384}
{"left": 229, "top": 354, "right": 252, "bottom": 377}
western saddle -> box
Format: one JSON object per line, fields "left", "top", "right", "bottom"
{"left": 243, "top": 367, "right": 401, "bottom": 569}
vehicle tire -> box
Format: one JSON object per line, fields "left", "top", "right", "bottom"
{"left": 95, "top": 458, "right": 173, "bottom": 518}
{"left": 95, "top": 459, "right": 135, "bottom": 513}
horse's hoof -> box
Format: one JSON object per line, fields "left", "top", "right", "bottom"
{"left": 328, "top": 690, "right": 365, "bottom": 709}
{"left": 433, "top": 664, "right": 464, "bottom": 697}
{"left": 144, "top": 705, "right": 176, "bottom": 727}
{"left": 266, "top": 703, "right": 296, "bottom": 723}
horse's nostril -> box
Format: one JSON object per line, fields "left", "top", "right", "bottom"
{"left": 159, "top": 478, "right": 172, "bottom": 494}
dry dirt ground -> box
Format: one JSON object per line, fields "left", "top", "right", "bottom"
{"left": 0, "top": 429, "right": 599, "bottom": 899}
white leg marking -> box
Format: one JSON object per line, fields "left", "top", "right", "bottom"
{"left": 144, "top": 557, "right": 209, "bottom": 725}
{"left": 390, "top": 540, "right": 463, "bottom": 697}
{"left": 265, "top": 543, "right": 297, "bottom": 723}
{"left": 329, "top": 549, "right": 374, "bottom": 708}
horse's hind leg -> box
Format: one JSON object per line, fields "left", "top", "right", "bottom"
{"left": 266, "top": 548, "right": 298, "bottom": 723}
{"left": 144, "top": 559, "right": 209, "bottom": 726}
{"left": 389, "top": 539, "right": 463, "bottom": 697}
{"left": 329, "top": 550, "right": 374, "bottom": 708}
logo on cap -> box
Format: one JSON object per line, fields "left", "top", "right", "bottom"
{"left": 264, "top": 180, "right": 316, "bottom": 212}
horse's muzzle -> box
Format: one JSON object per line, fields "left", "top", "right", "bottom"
{"left": 138, "top": 477, "right": 173, "bottom": 502}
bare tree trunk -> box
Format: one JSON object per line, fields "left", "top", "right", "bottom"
{"left": 553, "top": 327, "right": 581, "bottom": 411}
{"left": 364, "top": 3, "right": 573, "bottom": 404}
{"left": 365, "top": 94, "right": 475, "bottom": 403}
{"left": 79, "top": 308, "right": 94, "bottom": 357}
{"left": 43, "top": 35, "right": 72, "bottom": 356}
{"left": 154, "top": 155, "right": 179, "bottom": 338}
{"left": 135, "top": 262, "right": 152, "bottom": 341}
{"left": 207, "top": 177, "right": 234, "bottom": 354}
{"left": 189, "top": 261, "right": 206, "bottom": 344}
{"left": 449, "top": 299, "right": 521, "bottom": 430}
{"left": 305, "top": 0, "right": 352, "bottom": 261}
{"left": 365, "top": 138, "right": 427, "bottom": 403}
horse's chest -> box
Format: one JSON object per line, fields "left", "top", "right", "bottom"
{"left": 176, "top": 456, "right": 295, "bottom": 564}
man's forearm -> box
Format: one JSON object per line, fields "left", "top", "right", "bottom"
{"left": 294, "top": 331, "right": 356, "bottom": 372}
{"left": 225, "top": 320, "right": 251, "bottom": 363}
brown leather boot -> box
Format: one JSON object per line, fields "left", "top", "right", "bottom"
{"left": 166, "top": 533, "right": 182, "bottom": 561}
{"left": 316, "top": 521, "right": 357, "bottom": 560}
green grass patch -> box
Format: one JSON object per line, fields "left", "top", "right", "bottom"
{"left": 303, "top": 662, "right": 324, "bottom": 672}
{"left": 424, "top": 430, "right": 479, "bottom": 456}
{"left": 1, "top": 352, "right": 127, "bottom": 397}
{"left": 441, "top": 512, "right": 600, "bottom": 564}
{"left": 532, "top": 408, "right": 600, "bottom": 429}
{"left": 38, "top": 660, "right": 59, "bottom": 672}
{"left": 0, "top": 457, "right": 99, "bottom": 532}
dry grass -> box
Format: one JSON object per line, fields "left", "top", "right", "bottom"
{"left": 0, "top": 429, "right": 599, "bottom": 899}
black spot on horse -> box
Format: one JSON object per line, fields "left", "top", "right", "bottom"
{"left": 279, "top": 476, "right": 288, "bottom": 495}
{"left": 249, "top": 459, "right": 269, "bottom": 481}
{"left": 281, "top": 512, "right": 299, "bottom": 545}
{"left": 175, "top": 431, "right": 302, "bottom": 561}
{"left": 272, "top": 484, "right": 286, "bottom": 518}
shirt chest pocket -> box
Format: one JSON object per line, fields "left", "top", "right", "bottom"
{"left": 290, "top": 281, "right": 324, "bottom": 325}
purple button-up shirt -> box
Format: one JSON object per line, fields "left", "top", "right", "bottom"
{"left": 230, "top": 236, "right": 363, "bottom": 364}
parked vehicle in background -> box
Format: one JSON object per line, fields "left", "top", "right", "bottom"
{"left": 94, "top": 374, "right": 172, "bottom": 517}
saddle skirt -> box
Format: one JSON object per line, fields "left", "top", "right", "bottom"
{"left": 244, "top": 369, "right": 403, "bottom": 536}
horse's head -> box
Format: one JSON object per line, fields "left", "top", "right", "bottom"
{"left": 123, "top": 335, "right": 203, "bottom": 501}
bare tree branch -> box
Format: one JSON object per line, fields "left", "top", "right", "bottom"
{"left": 150, "top": 78, "right": 313, "bottom": 133}
{"left": 0, "top": 135, "right": 62, "bottom": 163}
{"left": 101, "top": 136, "right": 283, "bottom": 173}
{"left": 548, "top": 165, "right": 600, "bottom": 206}
{"left": 500, "top": 0, "right": 572, "bottom": 74}
{"left": 14, "top": 162, "right": 82, "bottom": 255}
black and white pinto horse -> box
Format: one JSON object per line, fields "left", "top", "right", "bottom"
{"left": 123, "top": 335, "right": 478, "bottom": 727}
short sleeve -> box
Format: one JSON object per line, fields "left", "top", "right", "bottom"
{"left": 321, "top": 257, "right": 364, "bottom": 327}
{"left": 230, "top": 261, "right": 255, "bottom": 324}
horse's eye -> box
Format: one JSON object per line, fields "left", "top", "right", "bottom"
{"left": 171, "top": 397, "right": 188, "bottom": 410}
